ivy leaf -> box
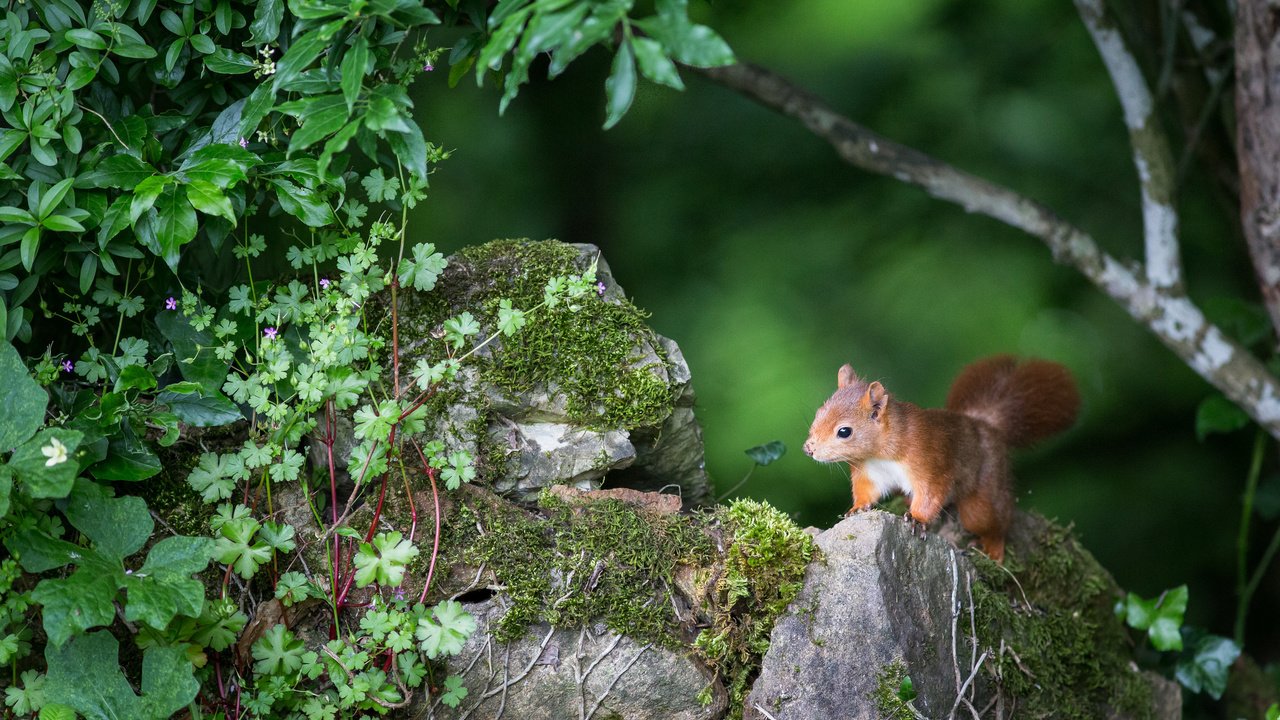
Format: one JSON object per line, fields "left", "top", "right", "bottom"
{"left": 63, "top": 478, "right": 153, "bottom": 561}
{"left": 1195, "top": 395, "right": 1249, "bottom": 440}
{"left": 1175, "top": 633, "right": 1240, "bottom": 699}
{"left": 8, "top": 429, "right": 84, "bottom": 499}
{"left": 31, "top": 561, "right": 119, "bottom": 647}
{"left": 745, "top": 440, "right": 786, "bottom": 466}
{"left": 415, "top": 600, "right": 476, "bottom": 659}
{"left": 352, "top": 531, "right": 419, "bottom": 588}
{"left": 158, "top": 384, "right": 242, "bottom": 427}
{"left": 0, "top": 340, "right": 48, "bottom": 451}
{"left": 45, "top": 632, "right": 198, "bottom": 719}
{"left": 1123, "top": 585, "right": 1187, "bottom": 651}
{"left": 121, "top": 536, "right": 215, "bottom": 631}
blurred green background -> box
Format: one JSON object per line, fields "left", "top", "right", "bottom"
{"left": 407, "top": 0, "right": 1277, "bottom": 659}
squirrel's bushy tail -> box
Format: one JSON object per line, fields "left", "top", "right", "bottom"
{"left": 945, "top": 355, "right": 1080, "bottom": 448}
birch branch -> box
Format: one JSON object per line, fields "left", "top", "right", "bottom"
{"left": 1235, "top": 0, "right": 1280, "bottom": 341}
{"left": 1074, "top": 0, "right": 1182, "bottom": 292}
{"left": 696, "top": 61, "right": 1280, "bottom": 439}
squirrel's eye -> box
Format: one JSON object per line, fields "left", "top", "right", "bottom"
{"left": 836, "top": 427, "right": 852, "bottom": 439}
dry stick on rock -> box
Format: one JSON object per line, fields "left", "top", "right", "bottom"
{"left": 695, "top": 22, "right": 1280, "bottom": 438}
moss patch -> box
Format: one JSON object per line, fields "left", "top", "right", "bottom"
{"left": 971, "top": 519, "right": 1157, "bottom": 718}
{"left": 871, "top": 662, "right": 918, "bottom": 720}
{"left": 694, "top": 499, "right": 815, "bottom": 718}
{"left": 392, "top": 239, "right": 674, "bottom": 438}
{"left": 443, "top": 487, "right": 714, "bottom": 645}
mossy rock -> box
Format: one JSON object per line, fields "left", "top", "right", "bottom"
{"left": 745, "top": 510, "right": 1180, "bottom": 720}
{"left": 377, "top": 239, "right": 711, "bottom": 505}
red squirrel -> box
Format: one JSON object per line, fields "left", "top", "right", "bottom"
{"left": 803, "top": 356, "right": 1079, "bottom": 563}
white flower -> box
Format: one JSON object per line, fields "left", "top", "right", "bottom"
{"left": 41, "top": 437, "right": 68, "bottom": 467}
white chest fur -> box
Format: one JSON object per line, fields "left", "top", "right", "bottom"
{"left": 863, "top": 458, "right": 914, "bottom": 497}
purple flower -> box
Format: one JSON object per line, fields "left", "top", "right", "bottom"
{"left": 264, "top": 327, "right": 278, "bottom": 340}
{"left": 422, "top": 62, "right": 434, "bottom": 72}
{"left": 165, "top": 296, "right": 177, "bottom": 310}
{"left": 596, "top": 281, "right": 606, "bottom": 297}
{"left": 320, "top": 278, "right": 330, "bottom": 289}
{"left": 239, "top": 137, "right": 248, "bottom": 149}
{"left": 61, "top": 360, "right": 74, "bottom": 373}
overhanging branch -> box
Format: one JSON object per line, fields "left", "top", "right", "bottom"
{"left": 696, "top": 61, "right": 1280, "bottom": 438}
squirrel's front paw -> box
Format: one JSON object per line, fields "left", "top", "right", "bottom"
{"left": 844, "top": 505, "right": 870, "bottom": 517}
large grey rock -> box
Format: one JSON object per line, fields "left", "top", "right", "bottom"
{"left": 745, "top": 511, "right": 1180, "bottom": 720}
{"left": 417, "top": 599, "right": 724, "bottom": 720}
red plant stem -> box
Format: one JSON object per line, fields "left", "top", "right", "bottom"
{"left": 411, "top": 439, "right": 442, "bottom": 605}
{"left": 391, "top": 275, "right": 401, "bottom": 398}
{"left": 324, "top": 400, "right": 343, "bottom": 616}
{"left": 403, "top": 460, "right": 419, "bottom": 543}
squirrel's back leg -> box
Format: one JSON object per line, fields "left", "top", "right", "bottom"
{"left": 954, "top": 468, "right": 1014, "bottom": 564}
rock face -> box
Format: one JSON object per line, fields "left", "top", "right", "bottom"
{"left": 420, "top": 599, "right": 724, "bottom": 720}
{"left": 389, "top": 240, "right": 713, "bottom": 507}
{"left": 745, "top": 511, "right": 1181, "bottom": 720}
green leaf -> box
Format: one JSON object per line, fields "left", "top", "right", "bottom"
{"left": 114, "top": 363, "right": 157, "bottom": 393}
{"left": 1124, "top": 585, "right": 1187, "bottom": 651}
{"left": 416, "top": 600, "right": 477, "bottom": 659}
{"left": 269, "top": 178, "right": 334, "bottom": 227}
{"left": 340, "top": 36, "right": 369, "bottom": 112}
{"left": 631, "top": 36, "right": 684, "bottom": 90}
{"left": 273, "top": 23, "right": 339, "bottom": 90}
{"left": 251, "top": 624, "right": 305, "bottom": 675}
{"left": 91, "top": 425, "right": 162, "bottom": 481}
{"left": 153, "top": 185, "right": 198, "bottom": 272}
{"left": 240, "top": 83, "right": 276, "bottom": 138}
{"left": 1175, "top": 633, "right": 1239, "bottom": 699}
{"left": 64, "top": 479, "right": 154, "bottom": 561}
{"left": 204, "top": 48, "right": 256, "bottom": 74}
{"left": 287, "top": 94, "right": 349, "bottom": 154}
{"left": 1195, "top": 395, "right": 1249, "bottom": 440}
{"left": 0, "top": 466, "right": 10, "bottom": 518}
{"left": 745, "top": 440, "right": 786, "bottom": 466}
{"left": 32, "top": 564, "right": 119, "bottom": 647}
{"left": 130, "top": 175, "right": 168, "bottom": 224}
{"left": 65, "top": 28, "right": 107, "bottom": 50}
{"left": 352, "top": 531, "right": 419, "bottom": 587}
{"left": 157, "top": 386, "right": 242, "bottom": 426}
{"left": 249, "top": 0, "right": 284, "bottom": 44}
{"left": 0, "top": 340, "right": 48, "bottom": 451}
{"left": 9, "top": 429, "right": 84, "bottom": 499}
{"left": 41, "top": 214, "right": 86, "bottom": 233}
{"left": 156, "top": 310, "right": 229, "bottom": 394}
{"left": 122, "top": 536, "right": 214, "bottom": 630}
{"left": 185, "top": 180, "right": 236, "bottom": 224}
{"left": 603, "top": 42, "right": 636, "bottom": 130}
{"left": 45, "top": 632, "right": 199, "bottom": 719}
{"left": 637, "top": 0, "right": 735, "bottom": 68}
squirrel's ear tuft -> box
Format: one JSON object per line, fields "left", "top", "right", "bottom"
{"left": 837, "top": 364, "right": 858, "bottom": 388}
{"left": 866, "top": 381, "right": 889, "bottom": 420}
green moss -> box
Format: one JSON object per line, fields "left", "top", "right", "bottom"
{"left": 971, "top": 521, "right": 1157, "bottom": 719}
{"left": 694, "top": 499, "right": 816, "bottom": 719}
{"left": 443, "top": 488, "right": 714, "bottom": 645}
{"left": 392, "top": 239, "right": 675, "bottom": 442}
{"left": 871, "top": 662, "right": 918, "bottom": 720}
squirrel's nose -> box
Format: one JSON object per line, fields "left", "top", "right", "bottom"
{"left": 802, "top": 440, "right": 814, "bottom": 456}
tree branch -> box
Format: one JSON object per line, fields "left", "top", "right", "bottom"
{"left": 1074, "top": 0, "right": 1183, "bottom": 292}
{"left": 696, "top": 61, "right": 1280, "bottom": 438}
{"left": 1235, "top": 0, "right": 1280, "bottom": 341}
